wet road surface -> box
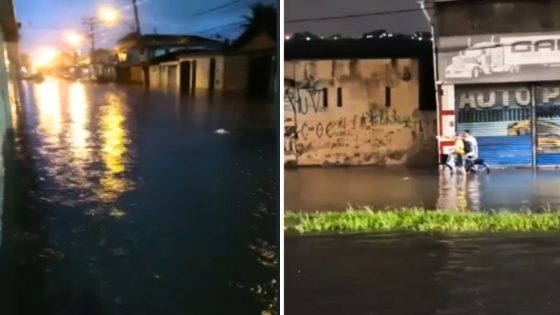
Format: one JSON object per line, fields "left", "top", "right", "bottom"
{"left": 0, "top": 79, "right": 277, "bottom": 314}
{"left": 285, "top": 167, "right": 560, "bottom": 211}
{"left": 286, "top": 232, "right": 560, "bottom": 315}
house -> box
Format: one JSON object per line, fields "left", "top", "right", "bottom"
{"left": 148, "top": 30, "right": 276, "bottom": 97}
{"left": 115, "top": 33, "right": 223, "bottom": 84}
{"left": 90, "top": 49, "right": 118, "bottom": 82}
{"left": 0, "top": 0, "right": 19, "bottom": 132}
{"left": 284, "top": 38, "right": 437, "bottom": 166}
{"left": 0, "top": 0, "right": 21, "bottom": 238}
{"left": 431, "top": 0, "right": 560, "bottom": 167}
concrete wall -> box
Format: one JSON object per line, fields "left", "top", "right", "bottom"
{"left": 284, "top": 59, "right": 437, "bottom": 166}
{"left": 178, "top": 55, "right": 225, "bottom": 91}
{"left": 435, "top": 0, "right": 560, "bottom": 36}
{"left": 0, "top": 28, "right": 18, "bottom": 240}
{"left": 130, "top": 66, "right": 144, "bottom": 84}
{"left": 149, "top": 65, "right": 160, "bottom": 89}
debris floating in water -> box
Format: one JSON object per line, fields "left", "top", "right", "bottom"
{"left": 109, "top": 208, "right": 127, "bottom": 218}
{"left": 214, "top": 128, "right": 231, "bottom": 134}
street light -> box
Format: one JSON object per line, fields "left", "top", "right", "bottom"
{"left": 33, "top": 46, "right": 58, "bottom": 69}
{"left": 65, "top": 32, "right": 83, "bottom": 47}
{"left": 98, "top": 6, "right": 120, "bottom": 25}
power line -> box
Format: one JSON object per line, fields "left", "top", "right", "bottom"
{"left": 286, "top": 7, "right": 434, "bottom": 24}
{"left": 194, "top": 21, "right": 245, "bottom": 34}
{"left": 192, "top": 0, "right": 245, "bottom": 17}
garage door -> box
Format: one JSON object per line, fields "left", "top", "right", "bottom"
{"left": 536, "top": 83, "right": 560, "bottom": 166}
{"left": 455, "top": 84, "right": 533, "bottom": 167}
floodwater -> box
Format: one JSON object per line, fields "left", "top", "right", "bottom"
{"left": 286, "top": 232, "right": 560, "bottom": 315}
{"left": 285, "top": 167, "right": 560, "bottom": 315}
{"left": 285, "top": 167, "right": 560, "bottom": 211}
{"left": 0, "top": 78, "right": 277, "bottom": 314}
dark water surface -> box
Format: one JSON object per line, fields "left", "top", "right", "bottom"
{"left": 0, "top": 79, "right": 277, "bottom": 315}
{"left": 286, "top": 232, "right": 560, "bottom": 315}
{"left": 286, "top": 167, "right": 560, "bottom": 211}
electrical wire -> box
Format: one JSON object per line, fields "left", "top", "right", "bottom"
{"left": 286, "top": 7, "right": 434, "bottom": 24}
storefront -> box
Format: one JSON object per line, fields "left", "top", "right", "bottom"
{"left": 436, "top": 31, "right": 560, "bottom": 167}
{"left": 450, "top": 84, "right": 560, "bottom": 167}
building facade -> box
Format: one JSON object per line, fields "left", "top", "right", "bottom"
{"left": 149, "top": 31, "right": 276, "bottom": 97}
{"left": 285, "top": 58, "right": 436, "bottom": 166}
{"left": 284, "top": 39, "right": 437, "bottom": 167}
{"left": 0, "top": 0, "right": 20, "bottom": 241}
{"left": 433, "top": 0, "right": 560, "bottom": 167}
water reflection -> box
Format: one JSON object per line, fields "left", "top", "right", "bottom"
{"left": 68, "top": 82, "right": 90, "bottom": 164}
{"left": 30, "top": 79, "right": 134, "bottom": 206}
{"left": 35, "top": 79, "right": 62, "bottom": 143}
{"left": 98, "top": 92, "right": 133, "bottom": 203}
{"left": 436, "top": 174, "right": 481, "bottom": 211}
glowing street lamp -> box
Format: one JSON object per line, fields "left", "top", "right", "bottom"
{"left": 98, "top": 6, "right": 120, "bottom": 25}
{"left": 65, "top": 32, "right": 83, "bottom": 47}
{"left": 32, "top": 47, "right": 58, "bottom": 69}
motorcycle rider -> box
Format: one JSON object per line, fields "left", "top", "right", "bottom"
{"left": 463, "top": 130, "right": 478, "bottom": 170}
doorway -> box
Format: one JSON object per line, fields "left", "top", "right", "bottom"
{"left": 180, "top": 61, "right": 191, "bottom": 94}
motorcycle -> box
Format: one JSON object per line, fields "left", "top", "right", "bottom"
{"left": 442, "top": 149, "right": 490, "bottom": 174}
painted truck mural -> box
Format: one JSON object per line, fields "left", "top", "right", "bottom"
{"left": 439, "top": 32, "right": 560, "bottom": 84}
{"left": 284, "top": 59, "right": 437, "bottom": 166}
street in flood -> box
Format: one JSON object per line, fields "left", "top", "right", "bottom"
{"left": 0, "top": 79, "right": 277, "bottom": 314}
{"left": 286, "top": 232, "right": 560, "bottom": 315}
{"left": 286, "top": 167, "right": 560, "bottom": 212}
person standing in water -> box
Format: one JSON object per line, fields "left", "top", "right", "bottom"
{"left": 453, "top": 133, "right": 467, "bottom": 175}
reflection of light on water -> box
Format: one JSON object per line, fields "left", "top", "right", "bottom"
{"left": 36, "top": 79, "right": 62, "bottom": 140}
{"left": 99, "top": 93, "right": 132, "bottom": 202}
{"left": 68, "top": 82, "right": 90, "bottom": 163}
{"left": 437, "top": 173, "right": 481, "bottom": 211}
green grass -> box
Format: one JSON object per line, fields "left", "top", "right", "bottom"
{"left": 285, "top": 207, "right": 560, "bottom": 233}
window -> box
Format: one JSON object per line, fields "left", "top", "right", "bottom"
{"left": 337, "top": 87, "right": 342, "bottom": 107}
{"left": 385, "top": 86, "right": 391, "bottom": 107}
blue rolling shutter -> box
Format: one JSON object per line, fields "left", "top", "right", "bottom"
{"left": 455, "top": 84, "right": 533, "bottom": 167}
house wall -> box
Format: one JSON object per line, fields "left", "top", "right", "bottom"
{"left": 149, "top": 65, "right": 160, "bottom": 89}
{"left": 284, "top": 59, "right": 437, "bottom": 166}
{"left": 0, "top": 27, "right": 18, "bottom": 232}
{"left": 130, "top": 66, "right": 144, "bottom": 84}
{"left": 179, "top": 55, "right": 225, "bottom": 91}
{"left": 223, "top": 55, "right": 249, "bottom": 92}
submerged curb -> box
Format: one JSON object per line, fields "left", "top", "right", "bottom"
{"left": 285, "top": 209, "right": 560, "bottom": 233}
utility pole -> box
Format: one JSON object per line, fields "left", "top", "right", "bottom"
{"left": 82, "top": 17, "right": 98, "bottom": 56}
{"left": 132, "top": 0, "right": 141, "bottom": 35}
{"left": 131, "top": 0, "right": 149, "bottom": 88}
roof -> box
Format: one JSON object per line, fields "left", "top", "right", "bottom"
{"left": 0, "top": 0, "right": 19, "bottom": 41}
{"left": 117, "top": 33, "right": 223, "bottom": 50}
{"left": 148, "top": 47, "right": 226, "bottom": 65}
{"left": 285, "top": 38, "right": 433, "bottom": 60}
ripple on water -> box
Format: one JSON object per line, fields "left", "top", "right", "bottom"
{"left": 287, "top": 232, "right": 560, "bottom": 315}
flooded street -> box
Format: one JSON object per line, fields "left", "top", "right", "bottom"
{"left": 286, "top": 168, "right": 560, "bottom": 315}
{"left": 286, "top": 232, "right": 560, "bottom": 315}
{"left": 0, "top": 78, "right": 277, "bottom": 314}
{"left": 286, "top": 167, "right": 560, "bottom": 212}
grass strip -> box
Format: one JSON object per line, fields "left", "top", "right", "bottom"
{"left": 285, "top": 208, "right": 560, "bottom": 233}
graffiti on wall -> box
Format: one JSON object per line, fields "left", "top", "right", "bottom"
{"left": 284, "top": 59, "right": 437, "bottom": 166}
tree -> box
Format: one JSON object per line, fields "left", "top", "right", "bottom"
{"left": 232, "top": 3, "right": 277, "bottom": 48}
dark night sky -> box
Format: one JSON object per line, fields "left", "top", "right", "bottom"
{"left": 15, "top": 0, "right": 275, "bottom": 54}
{"left": 285, "top": 0, "right": 429, "bottom": 37}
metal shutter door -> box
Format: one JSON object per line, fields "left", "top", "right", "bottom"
{"left": 455, "top": 84, "right": 533, "bottom": 167}
{"left": 536, "top": 83, "right": 560, "bottom": 167}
